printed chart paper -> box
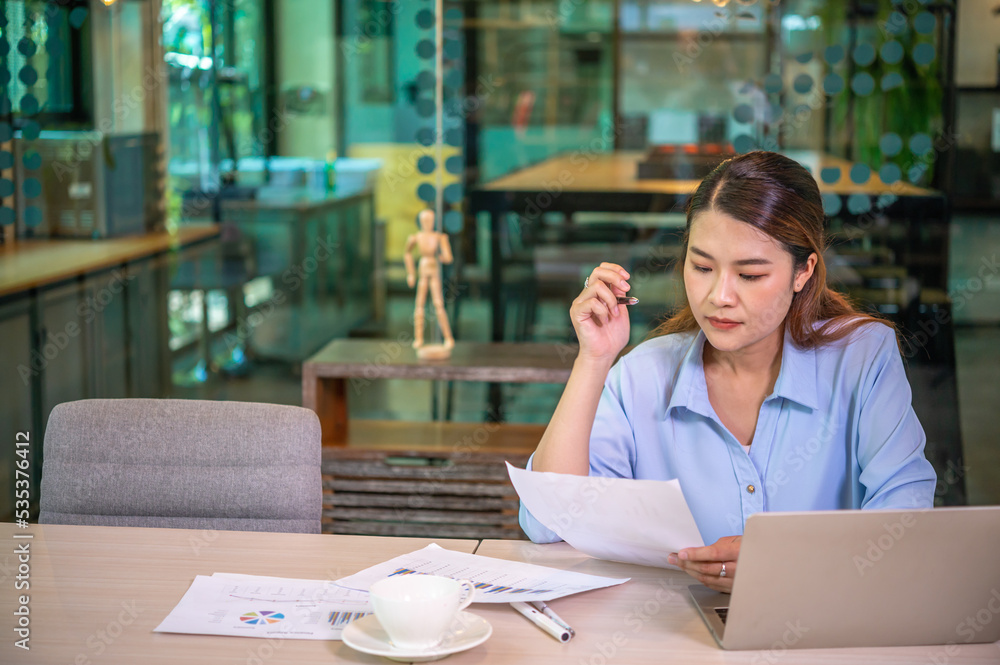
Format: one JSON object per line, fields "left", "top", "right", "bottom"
{"left": 334, "top": 543, "right": 628, "bottom": 602}
{"left": 154, "top": 573, "right": 371, "bottom": 640}
{"left": 507, "top": 462, "right": 705, "bottom": 568}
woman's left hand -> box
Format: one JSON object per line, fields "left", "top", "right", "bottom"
{"left": 668, "top": 536, "right": 742, "bottom": 593}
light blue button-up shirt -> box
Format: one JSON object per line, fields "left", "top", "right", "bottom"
{"left": 519, "top": 321, "right": 937, "bottom": 545}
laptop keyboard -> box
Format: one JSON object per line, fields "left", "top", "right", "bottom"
{"left": 714, "top": 608, "right": 729, "bottom": 624}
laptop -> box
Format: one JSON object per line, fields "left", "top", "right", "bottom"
{"left": 689, "top": 506, "right": 1000, "bottom": 650}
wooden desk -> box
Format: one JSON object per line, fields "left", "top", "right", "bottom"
{"left": 303, "top": 339, "right": 575, "bottom": 539}
{"left": 0, "top": 523, "right": 477, "bottom": 664}
{"left": 451, "top": 539, "right": 1000, "bottom": 665}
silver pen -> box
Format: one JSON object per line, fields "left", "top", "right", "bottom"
{"left": 530, "top": 601, "right": 576, "bottom": 637}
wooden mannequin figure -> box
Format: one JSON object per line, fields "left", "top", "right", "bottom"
{"left": 405, "top": 209, "right": 455, "bottom": 359}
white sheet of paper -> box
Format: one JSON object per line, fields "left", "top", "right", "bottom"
{"left": 507, "top": 462, "right": 705, "bottom": 568}
{"left": 154, "top": 573, "right": 371, "bottom": 640}
{"left": 334, "top": 543, "right": 628, "bottom": 602}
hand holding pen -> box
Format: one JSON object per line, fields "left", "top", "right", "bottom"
{"left": 572, "top": 262, "right": 634, "bottom": 364}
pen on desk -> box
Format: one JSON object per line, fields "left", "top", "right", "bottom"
{"left": 530, "top": 601, "right": 576, "bottom": 637}
{"left": 510, "top": 602, "right": 572, "bottom": 643}
{"left": 617, "top": 296, "right": 639, "bottom": 306}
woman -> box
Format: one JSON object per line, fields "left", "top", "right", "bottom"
{"left": 519, "top": 151, "right": 936, "bottom": 593}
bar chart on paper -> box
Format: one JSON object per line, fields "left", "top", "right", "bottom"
{"left": 334, "top": 544, "right": 630, "bottom": 603}
{"left": 389, "top": 566, "right": 555, "bottom": 597}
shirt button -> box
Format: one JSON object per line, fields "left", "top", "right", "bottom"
{"left": 747, "top": 484, "right": 756, "bottom": 494}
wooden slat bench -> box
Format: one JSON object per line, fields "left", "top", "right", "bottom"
{"left": 320, "top": 422, "right": 543, "bottom": 539}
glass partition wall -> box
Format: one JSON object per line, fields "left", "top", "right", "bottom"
{"left": 334, "top": 0, "right": 964, "bottom": 503}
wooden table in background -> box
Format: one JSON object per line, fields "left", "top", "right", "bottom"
{"left": 470, "top": 150, "right": 947, "bottom": 341}
{"left": 0, "top": 523, "right": 478, "bottom": 664}
{"left": 302, "top": 339, "right": 576, "bottom": 540}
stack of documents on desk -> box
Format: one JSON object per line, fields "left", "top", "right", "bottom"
{"left": 154, "top": 545, "right": 628, "bottom": 640}
{"left": 334, "top": 543, "right": 629, "bottom": 602}
{"left": 507, "top": 462, "right": 705, "bottom": 568}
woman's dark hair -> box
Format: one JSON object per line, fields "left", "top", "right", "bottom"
{"left": 650, "top": 151, "right": 892, "bottom": 347}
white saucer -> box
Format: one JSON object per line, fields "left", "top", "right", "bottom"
{"left": 342, "top": 611, "right": 492, "bottom": 663}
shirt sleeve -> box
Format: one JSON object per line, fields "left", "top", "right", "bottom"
{"left": 856, "top": 326, "right": 938, "bottom": 509}
{"left": 517, "top": 360, "right": 638, "bottom": 543}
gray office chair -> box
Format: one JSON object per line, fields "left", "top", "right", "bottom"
{"left": 39, "top": 399, "right": 322, "bottom": 533}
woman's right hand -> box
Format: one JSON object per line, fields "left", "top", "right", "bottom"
{"left": 571, "top": 262, "right": 632, "bottom": 363}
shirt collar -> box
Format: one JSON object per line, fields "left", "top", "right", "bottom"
{"left": 663, "top": 326, "right": 819, "bottom": 419}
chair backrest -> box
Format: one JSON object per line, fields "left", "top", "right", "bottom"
{"left": 39, "top": 399, "right": 323, "bottom": 533}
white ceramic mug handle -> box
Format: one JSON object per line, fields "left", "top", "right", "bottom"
{"left": 456, "top": 579, "right": 476, "bottom": 611}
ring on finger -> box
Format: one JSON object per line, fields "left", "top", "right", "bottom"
{"left": 719, "top": 562, "right": 727, "bottom": 578}
{"left": 584, "top": 276, "right": 590, "bottom": 288}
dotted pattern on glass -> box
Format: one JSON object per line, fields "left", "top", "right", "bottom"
{"left": 793, "top": 74, "right": 813, "bottom": 94}
{"left": 880, "top": 133, "right": 903, "bottom": 157}
{"left": 733, "top": 104, "right": 754, "bottom": 124}
{"left": 847, "top": 194, "right": 872, "bottom": 215}
{"left": 417, "top": 156, "right": 435, "bottom": 175}
{"left": 733, "top": 135, "right": 756, "bottom": 154}
{"left": 852, "top": 43, "right": 876, "bottom": 67}
{"left": 823, "top": 44, "right": 844, "bottom": 65}
{"left": 849, "top": 164, "right": 871, "bottom": 185}
{"left": 443, "top": 210, "right": 463, "bottom": 233}
{"left": 763, "top": 73, "right": 783, "bottom": 94}
{"left": 913, "top": 12, "right": 935, "bottom": 35}
{"left": 417, "top": 183, "right": 436, "bottom": 203}
{"left": 881, "top": 73, "right": 904, "bottom": 91}
{"left": 20, "top": 27, "right": 42, "bottom": 229}
{"left": 823, "top": 73, "right": 844, "bottom": 95}
{"left": 822, "top": 193, "right": 842, "bottom": 216}
{"left": 820, "top": 167, "right": 841, "bottom": 185}
{"left": 851, "top": 72, "right": 875, "bottom": 96}
{"left": 880, "top": 41, "right": 903, "bottom": 65}
{"left": 416, "top": 39, "right": 435, "bottom": 60}
{"left": 879, "top": 163, "right": 902, "bottom": 185}
{"left": 913, "top": 43, "right": 935, "bottom": 66}
{"left": 69, "top": 7, "right": 89, "bottom": 29}
{"left": 909, "top": 133, "right": 932, "bottom": 157}
{"left": 886, "top": 11, "right": 907, "bottom": 36}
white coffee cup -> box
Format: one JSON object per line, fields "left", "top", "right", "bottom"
{"left": 369, "top": 575, "right": 476, "bottom": 650}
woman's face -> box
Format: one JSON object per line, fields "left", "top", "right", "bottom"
{"left": 684, "top": 209, "right": 812, "bottom": 356}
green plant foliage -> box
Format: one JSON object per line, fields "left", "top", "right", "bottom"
{"left": 819, "top": 0, "right": 944, "bottom": 184}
